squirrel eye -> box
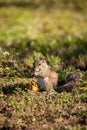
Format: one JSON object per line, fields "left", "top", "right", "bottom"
{"left": 39, "top": 63, "right": 41, "bottom": 66}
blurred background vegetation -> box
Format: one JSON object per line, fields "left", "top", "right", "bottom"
{"left": 0, "top": 0, "right": 87, "bottom": 69}
{"left": 0, "top": 0, "right": 87, "bottom": 10}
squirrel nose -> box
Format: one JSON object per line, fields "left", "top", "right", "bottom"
{"left": 35, "top": 69, "right": 39, "bottom": 72}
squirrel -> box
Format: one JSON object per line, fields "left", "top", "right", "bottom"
{"left": 33, "top": 57, "right": 58, "bottom": 91}
{"left": 33, "top": 57, "right": 82, "bottom": 92}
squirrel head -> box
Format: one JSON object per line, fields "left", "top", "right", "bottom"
{"left": 34, "top": 57, "right": 48, "bottom": 77}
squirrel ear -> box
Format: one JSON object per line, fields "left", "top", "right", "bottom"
{"left": 35, "top": 57, "right": 46, "bottom": 62}
{"left": 38, "top": 57, "right": 45, "bottom": 61}
{"left": 34, "top": 57, "right": 40, "bottom": 61}
{"left": 39, "top": 57, "right": 43, "bottom": 60}
{"left": 42, "top": 58, "right": 46, "bottom": 63}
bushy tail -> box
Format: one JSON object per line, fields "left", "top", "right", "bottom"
{"left": 56, "top": 72, "right": 82, "bottom": 93}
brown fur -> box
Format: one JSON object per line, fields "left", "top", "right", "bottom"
{"left": 34, "top": 57, "right": 58, "bottom": 91}
{"left": 33, "top": 57, "right": 82, "bottom": 92}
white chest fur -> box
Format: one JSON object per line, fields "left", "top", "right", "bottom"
{"left": 37, "top": 77, "right": 49, "bottom": 87}
{"left": 44, "top": 77, "right": 49, "bottom": 82}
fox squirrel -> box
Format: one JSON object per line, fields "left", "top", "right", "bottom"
{"left": 33, "top": 57, "right": 82, "bottom": 92}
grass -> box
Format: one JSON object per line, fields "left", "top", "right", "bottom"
{"left": 0, "top": 4, "right": 87, "bottom": 130}
{"left": 0, "top": 6, "right": 87, "bottom": 44}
